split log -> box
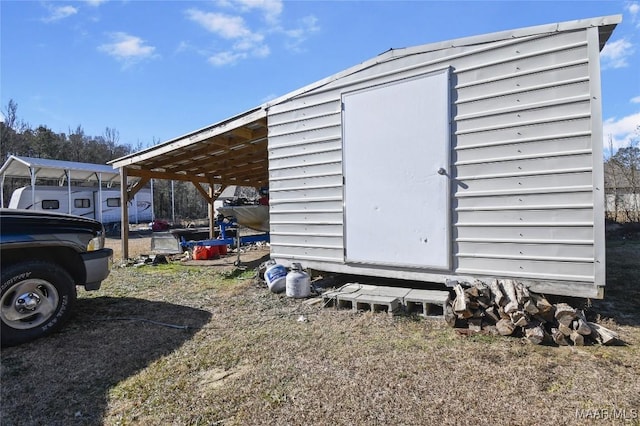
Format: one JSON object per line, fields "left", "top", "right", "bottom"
{"left": 497, "top": 306, "right": 510, "bottom": 320}
{"left": 489, "top": 280, "right": 504, "bottom": 306}
{"left": 525, "top": 323, "right": 546, "bottom": 345}
{"left": 524, "top": 299, "right": 540, "bottom": 315}
{"left": 530, "top": 293, "right": 553, "bottom": 315}
{"left": 574, "top": 311, "right": 592, "bottom": 335}
{"left": 554, "top": 303, "right": 577, "bottom": 327}
{"left": 510, "top": 311, "right": 529, "bottom": 328}
{"left": 558, "top": 323, "right": 573, "bottom": 337}
{"left": 484, "top": 306, "right": 501, "bottom": 324}
{"left": 587, "top": 322, "right": 619, "bottom": 345}
{"left": 501, "top": 280, "right": 519, "bottom": 314}
{"left": 444, "top": 303, "right": 456, "bottom": 327}
{"left": 465, "top": 286, "right": 479, "bottom": 299}
{"left": 570, "top": 331, "right": 585, "bottom": 346}
{"left": 515, "top": 283, "right": 530, "bottom": 305}
{"left": 474, "top": 281, "right": 491, "bottom": 308}
{"left": 496, "top": 318, "right": 516, "bottom": 336}
{"left": 551, "top": 328, "right": 569, "bottom": 346}
{"left": 574, "top": 319, "right": 592, "bottom": 336}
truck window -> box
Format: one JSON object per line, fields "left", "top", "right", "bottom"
{"left": 42, "top": 200, "right": 59, "bottom": 210}
{"left": 74, "top": 199, "right": 91, "bottom": 208}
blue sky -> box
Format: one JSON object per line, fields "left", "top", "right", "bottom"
{"left": 1, "top": 0, "right": 638, "bottom": 155}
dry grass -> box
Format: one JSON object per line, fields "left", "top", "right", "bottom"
{"left": 2, "top": 240, "right": 639, "bottom": 426}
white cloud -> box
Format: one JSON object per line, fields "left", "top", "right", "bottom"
{"left": 217, "top": 0, "right": 283, "bottom": 24}
{"left": 601, "top": 38, "right": 634, "bottom": 69}
{"left": 186, "top": 1, "right": 318, "bottom": 66}
{"left": 283, "top": 15, "right": 320, "bottom": 52}
{"left": 603, "top": 111, "right": 640, "bottom": 153}
{"left": 84, "top": 0, "right": 107, "bottom": 6}
{"left": 186, "top": 10, "right": 254, "bottom": 39}
{"left": 186, "top": 8, "right": 270, "bottom": 66}
{"left": 208, "top": 50, "right": 246, "bottom": 66}
{"left": 42, "top": 5, "right": 78, "bottom": 23}
{"left": 238, "top": 0, "right": 283, "bottom": 24}
{"left": 625, "top": 2, "right": 640, "bottom": 27}
{"left": 631, "top": 96, "right": 640, "bottom": 104}
{"left": 98, "top": 32, "right": 157, "bottom": 67}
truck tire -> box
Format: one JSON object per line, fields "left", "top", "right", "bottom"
{"left": 1, "top": 261, "right": 77, "bottom": 347}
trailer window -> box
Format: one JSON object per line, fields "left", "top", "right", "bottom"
{"left": 106, "top": 198, "right": 120, "bottom": 207}
{"left": 42, "top": 200, "right": 59, "bottom": 210}
{"left": 74, "top": 198, "right": 91, "bottom": 208}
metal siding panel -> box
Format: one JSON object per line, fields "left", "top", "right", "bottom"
{"left": 270, "top": 200, "right": 340, "bottom": 212}
{"left": 270, "top": 244, "right": 344, "bottom": 262}
{"left": 455, "top": 118, "right": 591, "bottom": 147}
{"left": 456, "top": 100, "right": 591, "bottom": 133}
{"left": 269, "top": 162, "right": 342, "bottom": 181}
{"left": 269, "top": 148, "right": 342, "bottom": 171}
{"left": 456, "top": 171, "right": 593, "bottom": 193}
{"left": 456, "top": 225, "right": 594, "bottom": 241}
{"left": 455, "top": 136, "right": 592, "bottom": 163}
{"left": 270, "top": 223, "right": 343, "bottom": 235}
{"left": 269, "top": 126, "right": 342, "bottom": 147}
{"left": 456, "top": 62, "right": 589, "bottom": 101}
{"left": 456, "top": 257, "right": 594, "bottom": 282}
{"left": 270, "top": 211, "right": 343, "bottom": 223}
{"left": 457, "top": 242, "right": 594, "bottom": 261}
{"left": 270, "top": 234, "right": 343, "bottom": 249}
{"left": 269, "top": 138, "right": 341, "bottom": 159}
{"left": 456, "top": 191, "right": 594, "bottom": 209}
{"left": 268, "top": 99, "right": 341, "bottom": 126}
{"left": 269, "top": 174, "right": 342, "bottom": 191}
{"left": 456, "top": 154, "right": 593, "bottom": 178}
{"left": 457, "top": 208, "right": 594, "bottom": 224}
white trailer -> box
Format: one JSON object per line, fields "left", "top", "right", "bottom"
{"left": 8, "top": 185, "right": 152, "bottom": 227}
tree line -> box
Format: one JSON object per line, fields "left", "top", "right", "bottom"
{"left": 1, "top": 100, "right": 209, "bottom": 221}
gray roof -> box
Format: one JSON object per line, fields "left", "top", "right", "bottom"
{"left": 0, "top": 155, "right": 123, "bottom": 184}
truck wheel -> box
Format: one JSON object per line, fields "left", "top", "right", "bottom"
{"left": 1, "top": 261, "right": 77, "bottom": 347}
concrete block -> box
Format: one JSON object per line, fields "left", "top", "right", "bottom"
{"left": 403, "top": 289, "right": 450, "bottom": 318}
{"left": 335, "top": 291, "right": 361, "bottom": 311}
{"left": 359, "top": 285, "right": 412, "bottom": 299}
{"left": 354, "top": 294, "right": 400, "bottom": 314}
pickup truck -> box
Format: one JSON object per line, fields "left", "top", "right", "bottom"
{"left": 0, "top": 209, "right": 113, "bottom": 346}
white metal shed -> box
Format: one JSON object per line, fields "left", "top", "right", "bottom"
{"left": 112, "top": 15, "right": 621, "bottom": 298}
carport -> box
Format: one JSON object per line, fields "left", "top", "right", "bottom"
{"left": 109, "top": 107, "right": 269, "bottom": 259}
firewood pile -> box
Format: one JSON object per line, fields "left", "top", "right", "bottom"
{"left": 445, "top": 279, "right": 621, "bottom": 346}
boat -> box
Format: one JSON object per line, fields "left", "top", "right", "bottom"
{"left": 217, "top": 204, "right": 269, "bottom": 233}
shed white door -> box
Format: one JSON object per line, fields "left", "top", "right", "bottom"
{"left": 342, "top": 70, "right": 451, "bottom": 269}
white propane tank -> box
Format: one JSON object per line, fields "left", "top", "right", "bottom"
{"left": 264, "top": 260, "right": 287, "bottom": 293}
{"left": 286, "top": 263, "right": 311, "bottom": 298}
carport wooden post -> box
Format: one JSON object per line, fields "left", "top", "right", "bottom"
{"left": 208, "top": 178, "right": 216, "bottom": 239}
{"left": 120, "top": 167, "right": 129, "bottom": 260}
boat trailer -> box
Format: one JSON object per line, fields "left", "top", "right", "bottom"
{"left": 179, "top": 218, "right": 269, "bottom": 265}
